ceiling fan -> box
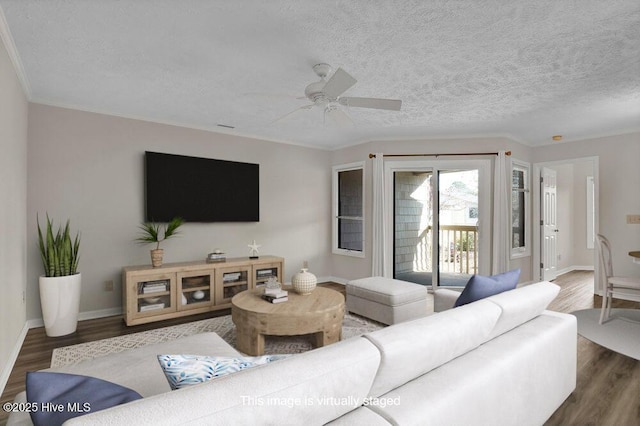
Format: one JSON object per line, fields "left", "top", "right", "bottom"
{"left": 273, "top": 63, "right": 402, "bottom": 126}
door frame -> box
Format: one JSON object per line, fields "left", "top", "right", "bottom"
{"left": 541, "top": 167, "right": 559, "bottom": 281}
{"left": 532, "top": 156, "right": 600, "bottom": 295}
{"left": 384, "top": 159, "right": 491, "bottom": 289}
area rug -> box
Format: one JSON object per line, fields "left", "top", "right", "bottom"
{"left": 51, "top": 313, "right": 384, "bottom": 368}
{"left": 571, "top": 309, "right": 640, "bottom": 361}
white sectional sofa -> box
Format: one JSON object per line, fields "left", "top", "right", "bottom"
{"left": 9, "top": 281, "right": 576, "bottom": 425}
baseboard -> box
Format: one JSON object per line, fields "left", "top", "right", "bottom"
{"left": 26, "top": 307, "right": 124, "bottom": 330}
{"left": 557, "top": 265, "right": 595, "bottom": 276}
{"left": 570, "top": 265, "right": 595, "bottom": 271}
{"left": 78, "top": 307, "right": 123, "bottom": 321}
{"left": 319, "top": 276, "right": 348, "bottom": 285}
{"left": 0, "top": 322, "right": 29, "bottom": 398}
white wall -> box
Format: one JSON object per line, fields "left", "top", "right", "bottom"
{"left": 26, "top": 104, "right": 332, "bottom": 320}
{"left": 0, "top": 32, "right": 28, "bottom": 392}
{"left": 572, "top": 161, "right": 595, "bottom": 267}
{"left": 532, "top": 133, "right": 640, "bottom": 280}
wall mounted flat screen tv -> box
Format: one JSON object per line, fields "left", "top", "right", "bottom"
{"left": 145, "top": 151, "right": 259, "bottom": 222}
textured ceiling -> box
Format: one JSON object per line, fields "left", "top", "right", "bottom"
{"left": 1, "top": 0, "right": 639, "bottom": 149}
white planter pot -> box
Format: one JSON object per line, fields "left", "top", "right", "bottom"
{"left": 39, "top": 273, "right": 81, "bottom": 337}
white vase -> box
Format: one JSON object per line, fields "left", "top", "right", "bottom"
{"left": 39, "top": 273, "right": 81, "bottom": 337}
{"left": 292, "top": 268, "right": 317, "bottom": 295}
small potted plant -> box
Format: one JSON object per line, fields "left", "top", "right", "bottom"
{"left": 37, "top": 215, "right": 81, "bottom": 337}
{"left": 136, "top": 217, "right": 184, "bottom": 267}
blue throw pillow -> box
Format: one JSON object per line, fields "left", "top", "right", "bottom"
{"left": 454, "top": 269, "right": 521, "bottom": 307}
{"left": 26, "top": 372, "right": 142, "bottom": 426}
{"left": 157, "top": 354, "right": 290, "bottom": 390}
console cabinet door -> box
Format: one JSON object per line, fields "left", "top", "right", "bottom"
{"left": 215, "top": 265, "right": 251, "bottom": 305}
{"left": 177, "top": 271, "right": 214, "bottom": 311}
{"left": 127, "top": 272, "right": 177, "bottom": 321}
{"left": 253, "top": 262, "right": 283, "bottom": 288}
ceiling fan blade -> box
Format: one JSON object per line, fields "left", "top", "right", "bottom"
{"left": 323, "top": 68, "right": 357, "bottom": 100}
{"left": 324, "top": 105, "right": 354, "bottom": 127}
{"left": 338, "top": 97, "right": 402, "bottom": 111}
{"left": 270, "top": 104, "right": 314, "bottom": 124}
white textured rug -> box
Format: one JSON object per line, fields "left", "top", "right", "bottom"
{"left": 51, "top": 313, "right": 384, "bottom": 368}
{"left": 572, "top": 309, "right": 640, "bottom": 361}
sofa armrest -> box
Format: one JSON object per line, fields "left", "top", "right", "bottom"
{"left": 433, "top": 289, "right": 461, "bottom": 312}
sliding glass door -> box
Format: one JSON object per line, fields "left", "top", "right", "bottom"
{"left": 386, "top": 160, "right": 490, "bottom": 288}
{"left": 437, "top": 169, "right": 480, "bottom": 286}
{"left": 393, "top": 170, "right": 434, "bottom": 285}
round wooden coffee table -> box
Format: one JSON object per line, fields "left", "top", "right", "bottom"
{"left": 231, "top": 286, "right": 345, "bottom": 356}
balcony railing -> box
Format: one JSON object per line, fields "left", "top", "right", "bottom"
{"left": 415, "top": 225, "right": 478, "bottom": 274}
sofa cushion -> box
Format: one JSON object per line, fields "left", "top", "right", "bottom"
{"left": 485, "top": 281, "right": 561, "bottom": 339}
{"left": 65, "top": 337, "right": 382, "bottom": 426}
{"left": 157, "top": 354, "right": 290, "bottom": 390}
{"left": 26, "top": 372, "right": 142, "bottom": 426}
{"left": 368, "top": 312, "right": 576, "bottom": 426}
{"left": 454, "top": 269, "right": 521, "bottom": 307}
{"left": 43, "top": 332, "right": 239, "bottom": 397}
{"left": 364, "top": 299, "right": 502, "bottom": 397}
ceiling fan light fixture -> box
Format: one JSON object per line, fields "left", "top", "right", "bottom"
{"left": 312, "top": 63, "right": 332, "bottom": 79}
{"left": 305, "top": 80, "right": 328, "bottom": 105}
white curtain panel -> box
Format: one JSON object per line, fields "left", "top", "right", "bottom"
{"left": 372, "top": 153, "right": 387, "bottom": 277}
{"left": 492, "top": 151, "right": 510, "bottom": 274}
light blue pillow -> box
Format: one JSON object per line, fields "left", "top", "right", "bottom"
{"left": 454, "top": 269, "right": 521, "bottom": 307}
{"left": 26, "top": 372, "right": 142, "bottom": 426}
{"left": 157, "top": 354, "right": 291, "bottom": 390}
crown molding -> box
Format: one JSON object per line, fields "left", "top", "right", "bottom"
{"left": 0, "top": 4, "right": 31, "bottom": 98}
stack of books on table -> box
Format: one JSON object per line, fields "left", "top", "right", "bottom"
{"left": 206, "top": 252, "right": 226, "bottom": 263}
{"left": 262, "top": 288, "right": 288, "bottom": 304}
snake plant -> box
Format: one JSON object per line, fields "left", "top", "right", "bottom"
{"left": 37, "top": 215, "right": 81, "bottom": 277}
{"left": 136, "top": 217, "right": 184, "bottom": 250}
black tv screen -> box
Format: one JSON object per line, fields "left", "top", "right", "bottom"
{"left": 145, "top": 151, "right": 259, "bottom": 222}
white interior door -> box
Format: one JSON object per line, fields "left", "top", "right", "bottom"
{"left": 541, "top": 167, "right": 558, "bottom": 281}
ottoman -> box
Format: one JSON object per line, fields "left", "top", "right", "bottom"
{"left": 346, "top": 277, "right": 428, "bottom": 325}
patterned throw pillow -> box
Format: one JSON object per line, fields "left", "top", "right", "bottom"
{"left": 157, "top": 354, "right": 291, "bottom": 390}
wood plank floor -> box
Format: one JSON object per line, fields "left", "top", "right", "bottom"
{"left": 544, "top": 271, "right": 640, "bottom": 426}
{"left": 2, "top": 277, "right": 638, "bottom": 425}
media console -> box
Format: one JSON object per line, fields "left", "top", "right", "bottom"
{"left": 122, "top": 256, "right": 284, "bottom": 325}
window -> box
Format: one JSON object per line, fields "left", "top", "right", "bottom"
{"left": 332, "top": 162, "right": 364, "bottom": 257}
{"left": 511, "top": 159, "right": 530, "bottom": 258}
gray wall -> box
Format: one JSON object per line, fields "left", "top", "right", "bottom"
{"left": 26, "top": 104, "right": 332, "bottom": 320}
{"left": 0, "top": 34, "right": 28, "bottom": 387}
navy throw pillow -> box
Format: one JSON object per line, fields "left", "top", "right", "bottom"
{"left": 26, "top": 372, "right": 142, "bottom": 426}
{"left": 454, "top": 269, "right": 521, "bottom": 307}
